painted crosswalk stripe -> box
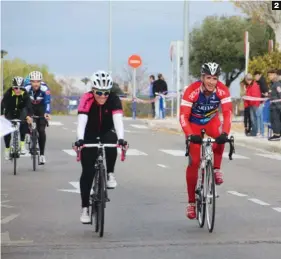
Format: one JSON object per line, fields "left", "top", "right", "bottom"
{"left": 227, "top": 191, "right": 248, "bottom": 197}
{"left": 223, "top": 152, "right": 249, "bottom": 159}
{"left": 248, "top": 198, "right": 270, "bottom": 206}
{"left": 159, "top": 149, "right": 249, "bottom": 159}
{"left": 1, "top": 214, "right": 19, "bottom": 224}
{"left": 118, "top": 149, "right": 148, "bottom": 156}
{"left": 63, "top": 149, "right": 76, "bottom": 156}
{"left": 159, "top": 149, "right": 184, "bottom": 156}
{"left": 63, "top": 149, "right": 148, "bottom": 156}
{"left": 272, "top": 207, "right": 281, "bottom": 213}
{"left": 157, "top": 164, "right": 167, "bottom": 168}
{"left": 130, "top": 124, "right": 148, "bottom": 129}
{"left": 256, "top": 153, "right": 281, "bottom": 161}
{"left": 49, "top": 121, "right": 63, "bottom": 126}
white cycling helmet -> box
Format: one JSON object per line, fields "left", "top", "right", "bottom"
{"left": 201, "top": 62, "right": 221, "bottom": 76}
{"left": 90, "top": 70, "right": 113, "bottom": 90}
{"left": 29, "top": 71, "right": 43, "bottom": 81}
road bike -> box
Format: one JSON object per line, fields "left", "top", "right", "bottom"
{"left": 26, "top": 116, "right": 49, "bottom": 171}
{"left": 73, "top": 138, "right": 128, "bottom": 237}
{"left": 9, "top": 119, "right": 24, "bottom": 175}
{"left": 185, "top": 129, "right": 235, "bottom": 233}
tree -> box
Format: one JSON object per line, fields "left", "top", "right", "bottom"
{"left": 111, "top": 82, "right": 124, "bottom": 95}
{"left": 81, "top": 77, "right": 90, "bottom": 85}
{"left": 248, "top": 51, "right": 281, "bottom": 84}
{"left": 233, "top": 1, "right": 281, "bottom": 50}
{"left": 3, "top": 58, "right": 62, "bottom": 95}
{"left": 189, "top": 16, "right": 272, "bottom": 87}
{"left": 123, "top": 65, "right": 149, "bottom": 95}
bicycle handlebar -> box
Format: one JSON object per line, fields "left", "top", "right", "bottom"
{"left": 72, "top": 143, "right": 128, "bottom": 162}
{"left": 31, "top": 115, "right": 49, "bottom": 127}
{"left": 185, "top": 129, "right": 235, "bottom": 160}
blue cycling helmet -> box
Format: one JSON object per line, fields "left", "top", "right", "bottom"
{"left": 24, "top": 75, "right": 30, "bottom": 86}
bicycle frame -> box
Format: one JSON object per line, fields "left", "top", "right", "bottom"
{"left": 10, "top": 119, "right": 22, "bottom": 157}
{"left": 199, "top": 138, "right": 216, "bottom": 199}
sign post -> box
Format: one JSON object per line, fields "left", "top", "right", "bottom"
{"left": 128, "top": 54, "right": 142, "bottom": 120}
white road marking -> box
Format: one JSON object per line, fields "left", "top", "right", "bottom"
{"left": 272, "top": 207, "right": 281, "bottom": 213}
{"left": 1, "top": 214, "right": 19, "bottom": 224}
{"left": 157, "top": 164, "right": 167, "bottom": 168}
{"left": 130, "top": 124, "right": 148, "bottom": 129}
{"left": 256, "top": 153, "right": 281, "bottom": 161}
{"left": 20, "top": 153, "right": 31, "bottom": 157}
{"left": 59, "top": 181, "right": 94, "bottom": 195}
{"left": 227, "top": 191, "right": 248, "bottom": 197}
{"left": 1, "top": 232, "right": 33, "bottom": 244}
{"left": 72, "top": 130, "right": 76, "bottom": 133}
{"left": 62, "top": 149, "right": 76, "bottom": 156}
{"left": 0, "top": 200, "right": 14, "bottom": 209}
{"left": 223, "top": 152, "right": 249, "bottom": 159}
{"left": 49, "top": 121, "right": 63, "bottom": 126}
{"left": 73, "top": 122, "right": 78, "bottom": 125}
{"left": 248, "top": 198, "right": 270, "bottom": 206}
{"left": 159, "top": 149, "right": 184, "bottom": 156}
{"left": 63, "top": 127, "right": 68, "bottom": 130}
{"left": 118, "top": 149, "right": 148, "bottom": 156}
{"left": 58, "top": 182, "right": 80, "bottom": 193}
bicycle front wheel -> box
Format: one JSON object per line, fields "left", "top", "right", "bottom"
{"left": 98, "top": 163, "right": 106, "bottom": 237}
{"left": 196, "top": 168, "right": 206, "bottom": 228}
{"left": 206, "top": 161, "right": 216, "bottom": 233}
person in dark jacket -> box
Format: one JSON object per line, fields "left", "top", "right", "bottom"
{"left": 267, "top": 69, "right": 281, "bottom": 141}
{"left": 241, "top": 79, "right": 251, "bottom": 135}
{"left": 148, "top": 75, "right": 155, "bottom": 117}
{"left": 152, "top": 73, "right": 168, "bottom": 119}
{"left": 1, "top": 76, "right": 33, "bottom": 159}
{"left": 254, "top": 71, "right": 268, "bottom": 137}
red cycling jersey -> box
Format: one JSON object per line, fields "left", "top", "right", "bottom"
{"left": 179, "top": 81, "right": 232, "bottom": 136}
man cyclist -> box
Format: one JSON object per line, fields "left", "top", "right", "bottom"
{"left": 74, "top": 70, "right": 128, "bottom": 224}
{"left": 1, "top": 76, "right": 33, "bottom": 159}
{"left": 24, "top": 71, "right": 51, "bottom": 165}
{"left": 179, "top": 62, "right": 232, "bottom": 219}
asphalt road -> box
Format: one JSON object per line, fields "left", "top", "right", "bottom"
{"left": 1, "top": 116, "right": 281, "bottom": 259}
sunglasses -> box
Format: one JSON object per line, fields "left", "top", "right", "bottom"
{"left": 94, "top": 90, "right": 110, "bottom": 97}
{"left": 12, "top": 87, "right": 20, "bottom": 90}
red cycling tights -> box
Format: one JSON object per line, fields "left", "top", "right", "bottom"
{"left": 186, "top": 116, "right": 225, "bottom": 203}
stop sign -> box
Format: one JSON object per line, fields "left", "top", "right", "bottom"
{"left": 128, "top": 55, "right": 142, "bottom": 69}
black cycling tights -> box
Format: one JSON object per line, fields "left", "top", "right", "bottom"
{"left": 37, "top": 120, "right": 47, "bottom": 156}
{"left": 4, "top": 123, "right": 26, "bottom": 148}
{"left": 80, "top": 130, "right": 117, "bottom": 208}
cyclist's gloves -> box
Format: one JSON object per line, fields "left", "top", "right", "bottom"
{"left": 188, "top": 135, "right": 202, "bottom": 144}
{"left": 118, "top": 139, "right": 128, "bottom": 147}
{"left": 75, "top": 139, "right": 84, "bottom": 147}
{"left": 215, "top": 133, "right": 228, "bottom": 144}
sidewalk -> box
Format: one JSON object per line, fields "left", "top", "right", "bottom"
{"left": 142, "top": 118, "right": 281, "bottom": 154}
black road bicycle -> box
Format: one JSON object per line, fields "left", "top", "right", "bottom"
{"left": 74, "top": 138, "right": 127, "bottom": 237}
{"left": 185, "top": 129, "right": 235, "bottom": 233}
{"left": 9, "top": 119, "right": 24, "bottom": 175}
{"left": 27, "top": 116, "right": 49, "bottom": 171}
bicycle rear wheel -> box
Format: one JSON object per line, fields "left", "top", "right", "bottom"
{"left": 13, "top": 131, "right": 19, "bottom": 175}
{"left": 196, "top": 168, "right": 205, "bottom": 228}
{"left": 206, "top": 161, "right": 216, "bottom": 232}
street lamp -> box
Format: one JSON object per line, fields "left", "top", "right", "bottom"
{"left": 108, "top": 0, "right": 112, "bottom": 74}
{"left": 1, "top": 50, "right": 8, "bottom": 98}
{"left": 183, "top": 0, "right": 189, "bottom": 87}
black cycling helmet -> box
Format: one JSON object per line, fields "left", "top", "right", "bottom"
{"left": 12, "top": 76, "right": 25, "bottom": 87}
{"left": 201, "top": 62, "right": 221, "bottom": 76}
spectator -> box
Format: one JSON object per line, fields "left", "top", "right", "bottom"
{"left": 241, "top": 79, "right": 251, "bottom": 136}
{"left": 267, "top": 69, "right": 281, "bottom": 141}
{"left": 148, "top": 75, "right": 155, "bottom": 118}
{"left": 152, "top": 73, "right": 168, "bottom": 119}
{"left": 254, "top": 71, "right": 269, "bottom": 137}
{"left": 244, "top": 73, "right": 261, "bottom": 136}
